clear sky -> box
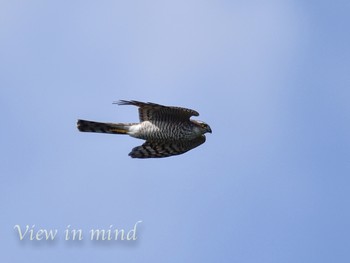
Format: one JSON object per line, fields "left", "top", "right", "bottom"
{"left": 1, "top": 0, "right": 349, "bottom": 262}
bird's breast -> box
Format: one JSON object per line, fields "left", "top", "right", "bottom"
{"left": 130, "top": 121, "right": 196, "bottom": 141}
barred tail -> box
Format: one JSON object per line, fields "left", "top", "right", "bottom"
{"left": 77, "top": 119, "right": 134, "bottom": 134}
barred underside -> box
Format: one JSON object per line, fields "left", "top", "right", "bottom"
{"left": 135, "top": 120, "right": 195, "bottom": 141}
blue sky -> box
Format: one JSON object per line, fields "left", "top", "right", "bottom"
{"left": 1, "top": 0, "right": 349, "bottom": 262}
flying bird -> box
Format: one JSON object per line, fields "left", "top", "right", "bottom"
{"left": 77, "top": 100, "right": 212, "bottom": 158}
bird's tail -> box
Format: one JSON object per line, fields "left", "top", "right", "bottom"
{"left": 77, "top": 119, "right": 135, "bottom": 134}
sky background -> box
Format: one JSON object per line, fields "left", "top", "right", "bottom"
{"left": 1, "top": 0, "right": 349, "bottom": 262}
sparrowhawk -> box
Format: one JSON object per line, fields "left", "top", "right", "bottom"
{"left": 77, "top": 100, "right": 212, "bottom": 158}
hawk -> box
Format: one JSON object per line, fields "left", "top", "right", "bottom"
{"left": 77, "top": 100, "right": 212, "bottom": 158}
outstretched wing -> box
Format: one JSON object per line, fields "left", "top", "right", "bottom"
{"left": 129, "top": 136, "right": 206, "bottom": 158}
{"left": 116, "top": 100, "right": 199, "bottom": 122}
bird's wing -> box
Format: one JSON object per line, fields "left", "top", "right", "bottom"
{"left": 117, "top": 100, "right": 199, "bottom": 122}
{"left": 129, "top": 136, "right": 206, "bottom": 158}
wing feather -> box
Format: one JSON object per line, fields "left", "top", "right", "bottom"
{"left": 129, "top": 136, "right": 206, "bottom": 158}
{"left": 116, "top": 100, "right": 199, "bottom": 122}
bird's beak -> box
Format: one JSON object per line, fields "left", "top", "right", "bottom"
{"left": 207, "top": 126, "right": 212, "bottom": 134}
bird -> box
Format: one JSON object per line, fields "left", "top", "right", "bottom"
{"left": 77, "top": 100, "right": 212, "bottom": 158}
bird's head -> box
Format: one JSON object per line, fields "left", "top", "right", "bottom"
{"left": 194, "top": 120, "right": 212, "bottom": 134}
